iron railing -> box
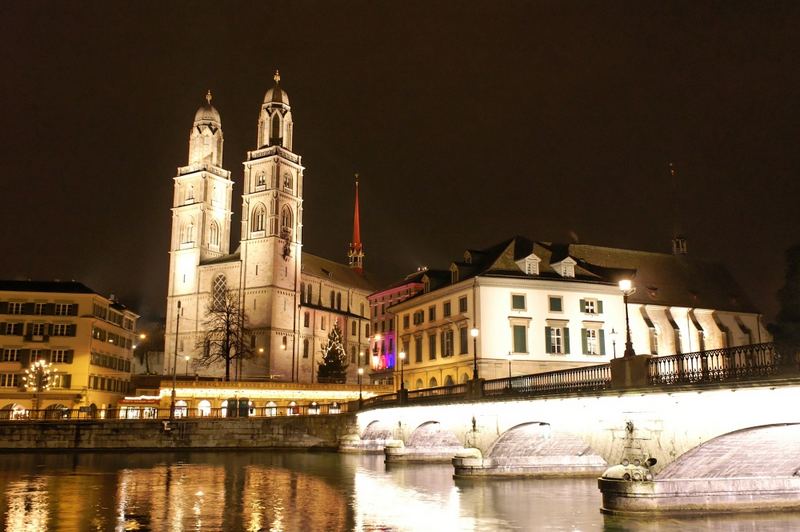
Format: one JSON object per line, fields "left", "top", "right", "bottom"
{"left": 407, "top": 383, "right": 468, "bottom": 401}
{"left": 648, "top": 342, "right": 786, "bottom": 385}
{"left": 483, "top": 363, "right": 611, "bottom": 397}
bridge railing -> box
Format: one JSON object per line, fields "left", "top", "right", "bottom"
{"left": 407, "top": 383, "right": 468, "bottom": 402}
{"left": 482, "top": 363, "right": 612, "bottom": 397}
{"left": 648, "top": 342, "right": 786, "bottom": 385}
{"left": 358, "top": 392, "right": 398, "bottom": 409}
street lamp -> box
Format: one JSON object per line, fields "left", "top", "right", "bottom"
{"left": 610, "top": 328, "right": 618, "bottom": 358}
{"left": 470, "top": 327, "right": 479, "bottom": 380}
{"left": 398, "top": 351, "right": 406, "bottom": 390}
{"left": 184, "top": 355, "right": 191, "bottom": 376}
{"left": 170, "top": 300, "right": 181, "bottom": 421}
{"left": 357, "top": 367, "right": 364, "bottom": 403}
{"left": 618, "top": 280, "right": 636, "bottom": 358}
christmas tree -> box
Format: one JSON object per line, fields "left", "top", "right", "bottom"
{"left": 317, "top": 322, "right": 349, "bottom": 383}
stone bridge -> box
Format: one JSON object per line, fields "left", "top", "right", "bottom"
{"left": 344, "top": 344, "right": 800, "bottom": 478}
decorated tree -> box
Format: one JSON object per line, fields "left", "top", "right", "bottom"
{"left": 195, "top": 289, "right": 254, "bottom": 381}
{"left": 317, "top": 322, "right": 349, "bottom": 383}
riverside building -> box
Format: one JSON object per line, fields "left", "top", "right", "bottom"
{"left": 388, "top": 236, "right": 768, "bottom": 389}
{"left": 0, "top": 280, "right": 139, "bottom": 417}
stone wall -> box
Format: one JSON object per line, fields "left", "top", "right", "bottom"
{"left": 0, "top": 414, "right": 357, "bottom": 451}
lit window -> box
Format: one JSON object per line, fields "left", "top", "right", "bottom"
{"left": 252, "top": 204, "right": 266, "bottom": 232}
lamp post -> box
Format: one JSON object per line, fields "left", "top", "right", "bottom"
{"left": 170, "top": 300, "right": 181, "bottom": 421}
{"left": 618, "top": 280, "right": 636, "bottom": 358}
{"left": 184, "top": 355, "right": 191, "bottom": 376}
{"left": 507, "top": 351, "right": 512, "bottom": 380}
{"left": 610, "top": 328, "right": 618, "bottom": 358}
{"left": 398, "top": 351, "right": 406, "bottom": 390}
{"left": 470, "top": 327, "right": 479, "bottom": 380}
{"left": 357, "top": 367, "right": 364, "bottom": 404}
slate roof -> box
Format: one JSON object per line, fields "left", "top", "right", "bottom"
{"left": 418, "top": 236, "right": 758, "bottom": 314}
{"left": 0, "top": 280, "right": 97, "bottom": 294}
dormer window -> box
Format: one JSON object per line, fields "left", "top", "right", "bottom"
{"left": 517, "top": 253, "right": 541, "bottom": 275}
{"left": 422, "top": 274, "right": 431, "bottom": 293}
{"left": 552, "top": 257, "right": 576, "bottom": 278}
{"left": 450, "top": 264, "right": 459, "bottom": 284}
{"left": 463, "top": 251, "right": 472, "bottom": 264}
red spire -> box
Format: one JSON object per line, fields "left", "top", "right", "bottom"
{"left": 348, "top": 173, "right": 364, "bottom": 274}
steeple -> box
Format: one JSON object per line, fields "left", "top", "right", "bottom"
{"left": 258, "top": 69, "right": 293, "bottom": 149}
{"left": 188, "top": 90, "right": 223, "bottom": 167}
{"left": 348, "top": 173, "right": 364, "bottom": 274}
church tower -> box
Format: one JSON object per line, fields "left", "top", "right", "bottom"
{"left": 348, "top": 174, "right": 365, "bottom": 274}
{"left": 239, "top": 71, "right": 304, "bottom": 379}
{"left": 166, "top": 92, "right": 234, "bottom": 371}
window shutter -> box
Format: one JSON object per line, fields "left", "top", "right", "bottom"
{"left": 0, "top": 302, "right": 8, "bottom": 314}
{"left": 65, "top": 350, "right": 74, "bottom": 364}
{"left": 19, "top": 349, "right": 30, "bottom": 367}
{"left": 43, "top": 349, "right": 51, "bottom": 362}
{"left": 14, "top": 323, "right": 23, "bottom": 336}
{"left": 581, "top": 329, "right": 588, "bottom": 354}
{"left": 598, "top": 300, "right": 604, "bottom": 314}
{"left": 61, "top": 374, "right": 72, "bottom": 389}
{"left": 0, "top": 322, "right": 5, "bottom": 334}
{"left": 24, "top": 323, "right": 32, "bottom": 340}
{"left": 579, "top": 299, "right": 586, "bottom": 312}
{"left": 564, "top": 327, "right": 571, "bottom": 354}
{"left": 545, "top": 327, "right": 552, "bottom": 353}
{"left": 45, "top": 303, "right": 55, "bottom": 315}
{"left": 46, "top": 323, "right": 53, "bottom": 336}
{"left": 69, "top": 304, "right": 78, "bottom": 316}
{"left": 599, "top": 329, "right": 606, "bottom": 355}
{"left": 23, "top": 303, "right": 35, "bottom": 315}
{"left": 67, "top": 324, "right": 77, "bottom": 337}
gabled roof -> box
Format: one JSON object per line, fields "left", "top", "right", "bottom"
{"left": 395, "top": 236, "right": 758, "bottom": 314}
{"left": 302, "top": 252, "right": 377, "bottom": 292}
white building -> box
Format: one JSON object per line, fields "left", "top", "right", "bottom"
{"left": 165, "top": 74, "right": 374, "bottom": 383}
{"left": 390, "top": 236, "right": 768, "bottom": 389}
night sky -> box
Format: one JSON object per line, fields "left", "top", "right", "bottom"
{"left": 1, "top": 2, "right": 798, "bottom": 324}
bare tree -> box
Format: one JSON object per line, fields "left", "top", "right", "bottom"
{"left": 196, "top": 289, "right": 254, "bottom": 381}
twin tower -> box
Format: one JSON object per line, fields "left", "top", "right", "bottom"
{"left": 165, "top": 72, "right": 370, "bottom": 382}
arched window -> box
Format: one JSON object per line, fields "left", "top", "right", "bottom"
{"left": 351, "top": 321, "right": 357, "bottom": 336}
{"left": 303, "top": 339, "right": 309, "bottom": 358}
{"left": 330, "top": 291, "right": 335, "bottom": 308}
{"left": 265, "top": 401, "right": 277, "bottom": 416}
{"left": 415, "top": 379, "right": 424, "bottom": 389}
{"left": 280, "top": 206, "right": 293, "bottom": 235}
{"left": 185, "top": 184, "right": 194, "bottom": 202}
{"left": 209, "top": 220, "right": 220, "bottom": 247}
{"left": 271, "top": 114, "right": 281, "bottom": 141}
{"left": 257, "top": 171, "right": 266, "bottom": 187}
{"left": 283, "top": 172, "right": 293, "bottom": 190}
{"left": 429, "top": 377, "right": 438, "bottom": 388}
{"left": 444, "top": 375, "right": 455, "bottom": 386}
{"left": 307, "top": 285, "right": 313, "bottom": 305}
{"left": 174, "top": 400, "right": 188, "bottom": 419}
{"left": 212, "top": 274, "right": 227, "bottom": 308}
{"left": 180, "top": 217, "right": 195, "bottom": 243}
{"left": 252, "top": 204, "right": 266, "bottom": 232}
{"left": 300, "top": 283, "right": 305, "bottom": 302}
{"left": 336, "top": 293, "right": 342, "bottom": 310}
{"left": 197, "top": 400, "right": 211, "bottom": 417}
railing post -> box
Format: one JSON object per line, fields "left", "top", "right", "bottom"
{"left": 610, "top": 355, "right": 653, "bottom": 388}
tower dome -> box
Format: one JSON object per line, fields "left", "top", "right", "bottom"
{"left": 263, "top": 70, "right": 290, "bottom": 106}
{"left": 194, "top": 90, "right": 221, "bottom": 126}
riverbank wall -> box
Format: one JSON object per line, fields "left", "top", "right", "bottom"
{"left": 0, "top": 414, "right": 357, "bottom": 451}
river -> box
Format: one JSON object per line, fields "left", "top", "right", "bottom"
{"left": 0, "top": 452, "right": 797, "bottom": 531}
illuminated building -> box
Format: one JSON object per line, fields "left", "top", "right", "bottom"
{"left": 0, "top": 280, "right": 139, "bottom": 415}
{"left": 367, "top": 270, "right": 425, "bottom": 384}
{"left": 165, "top": 74, "right": 374, "bottom": 383}
{"left": 390, "top": 236, "right": 769, "bottom": 389}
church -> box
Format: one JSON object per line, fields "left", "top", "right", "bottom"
{"left": 165, "top": 72, "right": 375, "bottom": 383}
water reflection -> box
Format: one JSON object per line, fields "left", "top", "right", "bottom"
{"left": 1, "top": 453, "right": 799, "bottom": 531}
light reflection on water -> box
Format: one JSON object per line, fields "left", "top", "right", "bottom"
{"left": 0, "top": 452, "right": 798, "bottom": 531}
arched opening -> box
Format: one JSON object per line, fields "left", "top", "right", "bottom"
{"left": 180, "top": 217, "right": 195, "bottom": 243}
{"left": 309, "top": 402, "right": 320, "bottom": 415}
{"left": 287, "top": 401, "right": 298, "bottom": 416}
{"left": 444, "top": 375, "right": 455, "bottom": 386}
{"left": 415, "top": 378, "right": 424, "bottom": 389}
{"left": 252, "top": 204, "right": 266, "bottom": 232}
{"left": 44, "top": 404, "right": 69, "bottom": 419}
{"left": 265, "top": 401, "right": 277, "bottom": 416}
{"left": 174, "top": 400, "right": 188, "bottom": 419}
{"left": 460, "top": 373, "right": 470, "bottom": 383}
{"left": 197, "top": 400, "right": 211, "bottom": 417}
{"left": 330, "top": 402, "right": 340, "bottom": 414}
{"left": 330, "top": 291, "right": 335, "bottom": 308}
{"left": 0, "top": 403, "right": 26, "bottom": 420}
{"left": 407, "top": 421, "right": 462, "bottom": 450}
{"left": 336, "top": 293, "right": 342, "bottom": 310}
{"left": 271, "top": 114, "right": 281, "bottom": 142}
{"left": 361, "top": 420, "right": 394, "bottom": 440}
{"left": 185, "top": 184, "right": 194, "bottom": 202}
{"left": 428, "top": 377, "right": 438, "bottom": 387}
{"left": 209, "top": 220, "right": 220, "bottom": 247}
{"left": 280, "top": 206, "right": 293, "bottom": 237}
